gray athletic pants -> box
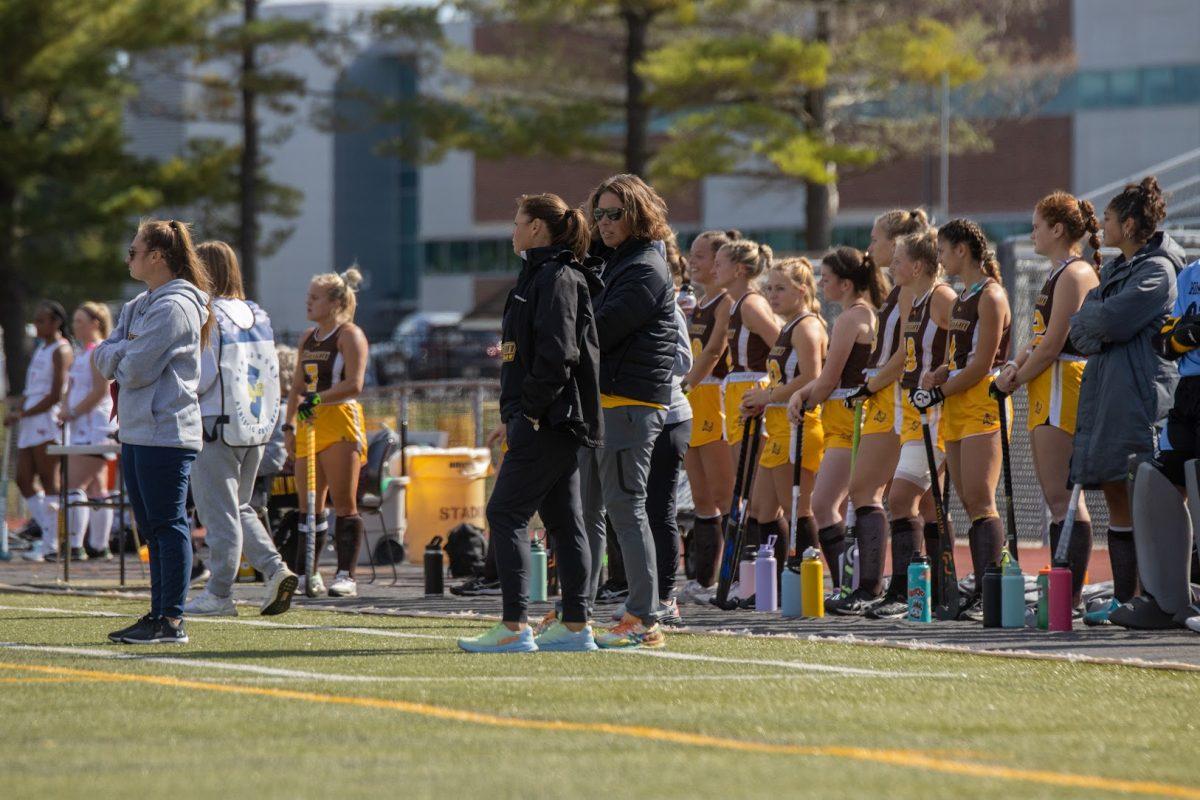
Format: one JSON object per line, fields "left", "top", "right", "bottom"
{"left": 581, "top": 405, "right": 666, "bottom": 625}
{"left": 192, "top": 419, "right": 285, "bottom": 598}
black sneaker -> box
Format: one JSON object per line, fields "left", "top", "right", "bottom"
{"left": 108, "top": 614, "right": 158, "bottom": 643}
{"left": 830, "top": 588, "right": 883, "bottom": 617}
{"left": 85, "top": 545, "right": 113, "bottom": 561}
{"left": 596, "top": 582, "right": 629, "bottom": 603}
{"left": 45, "top": 548, "right": 87, "bottom": 562}
{"left": 866, "top": 588, "right": 909, "bottom": 620}
{"left": 958, "top": 594, "right": 985, "bottom": 622}
{"left": 123, "top": 617, "right": 188, "bottom": 644}
{"left": 450, "top": 576, "right": 502, "bottom": 596}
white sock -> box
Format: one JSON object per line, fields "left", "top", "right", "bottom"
{"left": 39, "top": 497, "right": 61, "bottom": 551}
{"left": 67, "top": 490, "right": 89, "bottom": 549}
{"left": 24, "top": 492, "right": 45, "bottom": 532}
{"left": 88, "top": 497, "right": 113, "bottom": 552}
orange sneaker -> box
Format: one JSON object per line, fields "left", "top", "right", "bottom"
{"left": 594, "top": 612, "right": 665, "bottom": 649}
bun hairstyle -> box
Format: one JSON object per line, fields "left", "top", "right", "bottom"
{"left": 695, "top": 229, "right": 743, "bottom": 256}
{"left": 773, "top": 256, "right": 822, "bottom": 318}
{"left": 39, "top": 300, "right": 70, "bottom": 340}
{"left": 899, "top": 229, "right": 941, "bottom": 278}
{"left": 822, "top": 246, "right": 888, "bottom": 308}
{"left": 1107, "top": 175, "right": 1168, "bottom": 245}
{"left": 76, "top": 301, "right": 113, "bottom": 339}
{"left": 876, "top": 207, "right": 930, "bottom": 239}
{"left": 1036, "top": 191, "right": 1102, "bottom": 271}
{"left": 516, "top": 193, "right": 590, "bottom": 262}
{"left": 719, "top": 238, "right": 773, "bottom": 281}
{"left": 311, "top": 266, "right": 363, "bottom": 324}
{"left": 137, "top": 218, "right": 215, "bottom": 347}
{"left": 938, "top": 218, "right": 1001, "bottom": 281}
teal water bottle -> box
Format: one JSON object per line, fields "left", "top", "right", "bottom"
{"left": 1001, "top": 551, "right": 1025, "bottom": 628}
{"left": 906, "top": 554, "right": 931, "bottom": 622}
{"left": 530, "top": 531, "right": 548, "bottom": 602}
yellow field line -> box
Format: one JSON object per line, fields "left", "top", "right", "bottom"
{"left": 0, "top": 676, "right": 112, "bottom": 684}
{"left": 1, "top": 660, "right": 1196, "bottom": 799}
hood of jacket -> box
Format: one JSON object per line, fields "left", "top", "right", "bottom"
{"left": 524, "top": 246, "right": 605, "bottom": 296}
{"left": 1110, "top": 231, "right": 1188, "bottom": 278}
{"left": 151, "top": 278, "right": 211, "bottom": 327}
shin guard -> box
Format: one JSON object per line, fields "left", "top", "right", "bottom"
{"left": 854, "top": 506, "right": 887, "bottom": 595}
{"left": 335, "top": 515, "right": 364, "bottom": 575}
{"left": 818, "top": 522, "right": 846, "bottom": 591}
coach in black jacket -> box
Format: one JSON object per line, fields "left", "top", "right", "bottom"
{"left": 459, "top": 194, "right": 602, "bottom": 654}
{"left": 580, "top": 174, "right": 678, "bottom": 648}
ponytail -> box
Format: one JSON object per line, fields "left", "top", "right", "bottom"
{"left": 822, "top": 246, "right": 888, "bottom": 308}
{"left": 938, "top": 218, "right": 1000, "bottom": 281}
{"left": 137, "top": 218, "right": 215, "bottom": 348}
{"left": 718, "top": 238, "right": 773, "bottom": 282}
{"left": 39, "top": 300, "right": 70, "bottom": 341}
{"left": 517, "top": 193, "right": 590, "bottom": 261}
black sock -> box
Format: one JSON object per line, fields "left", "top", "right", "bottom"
{"left": 1050, "top": 518, "right": 1092, "bottom": 604}
{"left": 854, "top": 506, "right": 887, "bottom": 595}
{"left": 818, "top": 522, "right": 846, "bottom": 590}
{"left": 1047, "top": 520, "right": 1064, "bottom": 562}
{"left": 974, "top": 516, "right": 1004, "bottom": 586}
{"left": 693, "top": 515, "right": 722, "bottom": 588}
{"left": 923, "top": 521, "right": 941, "bottom": 597}
{"left": 759, "top": 518, "right": 787, "bottom": 574}
{"left": 334, "top": 515, "right": 364, "bottom": 575}
{"left": 1108, "top": 527, "right": 1138, "bottom": 603}
{"left": 291, "top": 521, "right": 327, "bottom": 576}
{"left": 794, "top": 515, "right": 819, "bottom": 556}
{"left": 889, "top": 517, "right": 921, "bottom": 597}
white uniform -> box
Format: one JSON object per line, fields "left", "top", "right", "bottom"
{"left": 18, "top": 340, "right": 66, "bottom": 449}
{"left": 65, "top": 343, "right": 116, "bottom": 450}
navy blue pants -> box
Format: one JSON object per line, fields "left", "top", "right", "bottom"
{"left": 123, "top": 444, "right": 197, "bottom": 619}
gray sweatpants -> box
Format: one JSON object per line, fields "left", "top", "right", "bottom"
{"left": 581, "top": 404, "right": 666, "bottom": 625}
{"left": 192, "top": 422, "right": 284, "bottom": 598}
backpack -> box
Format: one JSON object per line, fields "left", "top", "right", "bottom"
{"left": 209, "top": 298, "right": 281, "bottom": 447}
{"left": 444, "top": 523, "right": 487, "bottom": 577}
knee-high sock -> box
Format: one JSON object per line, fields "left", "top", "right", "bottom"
{"left": 23, "top": 492, "right": 45, "bottom": 535}
{"left": 888, "top": 517, "right": 921, "bottom": 596}
{"left": 691, "top": 515, "right": 722, "bottom": 588}
{"left": 293, "top": 512, "right": 329, "bottom": 576}
{"left": 39, "top": 496, "right": 61, "bottom": 551}
{"left": 1050, "top": 519, "right": 1093, "bottom": 605}
{"left": 1107, "top": 527, "right": 1138, "bottom": 603}
{"left": 88, "top": 494, "right": 113, "bottom": 551}
{"left": 967, "top": 516, "right": 1004, "bottom": 592}
{"left": 743, "top": 517, "right": 762, "bottom": 550}
{"left": 818, "top": 522, "right": 846, "bottom": 590}
{"left": 793, "top": 515, "right": 819, "bottom": 556}
{"left": 759, "top": 518, "right": 787, "bottom": 575}
{"left": 334, "top": 514, "right": 364, "bottom": 575}
{"left": 855, "top": 506, "right": 887, "bottom": 595}
{"left": 923, "top": 521, "right": 941, "bottom": 597}
{"left": 67, "top": 489, "right": 89, "bottom": 549}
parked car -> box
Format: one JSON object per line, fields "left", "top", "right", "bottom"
{"left": 372, "top": 313, "right": 501, "bottom": 383}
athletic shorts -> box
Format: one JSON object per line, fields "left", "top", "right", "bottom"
{"left": 759, "top": 404, "right": 823, "bottom": 472}
{"left": 1027, "top": 357, "right": 1085, "bottom": 435}
{"left": 862, "top": 380, "right": 901, "bottom": 437}
{"left": 1158, "top": 374, "right": 1200, "bottom": 486}
{"left": 820, "top": 395, "right": 863, "bottom": 450}
{"left": 723, "top": 372, "right": 769, "bottom": 444}
{"left": 900, "top": 393, "right": 945, "bottom": 450}
{"left": 17, "top": 409, "right": 61, "bottom": 450}
{"left": 942, "top": 372, "right": 1010, "bottom": 444}
{"left": 295, "top": 401, "right": 367, "bottom": 463}
{"left": 687, "top": 380, "right": 725, "bottom": 448}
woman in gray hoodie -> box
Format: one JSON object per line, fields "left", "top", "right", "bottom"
{"left": 95, "top": 219, "right": 213, "bottom": 645}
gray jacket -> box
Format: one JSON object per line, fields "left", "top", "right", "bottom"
{"left": 94, "top": 279, "right": 211, "bottom": 451}
{"left": 665, "top": 302, "right": 694, "bottom": 426}
{"left": 1069, "top": 232, "right": 1186, "bottom": 485}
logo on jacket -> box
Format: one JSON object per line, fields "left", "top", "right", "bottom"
{"left": 502, "top": 342, "right": 516, "bottom": 362}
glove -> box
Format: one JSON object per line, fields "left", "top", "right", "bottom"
{"left": 297, "top": 392, "right": 322, "bottom": 422}
{"left": 909, "top": 387, "right": 944, "bottom": 411}
{"left": 843, "top": 383, "right": 873, "bottom": 409}
{"left": 1158, "top": 314, "right": 1200, "bottom": 359}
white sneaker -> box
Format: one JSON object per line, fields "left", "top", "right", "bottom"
{"left": 184, "top": 589, "right": 237, "bottom": 617}
{"left": 260, "top": 567, "right": 298, "bottom": 616}
{"left": 327, "top": 571, "right": 357, "bottom": 597}
{"left": 21, "top": 541, "right": 47, "bottom": 562}
{"left": 679, "top": 580, "right": 714, "bottom": 606}
{"left": 297, "top": 573, "right": 326, "bottom": 597}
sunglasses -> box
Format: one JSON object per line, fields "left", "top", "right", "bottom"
{"left": 592, "top": 207, "right": 625, "bottom": 222}
{"left": 127, "top": 246, "right": 158, "bottom": 259}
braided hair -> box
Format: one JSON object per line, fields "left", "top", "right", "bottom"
{"left": 938, "top": 219, "right": 1001, "bottom": 281}
{"left": 1036, "top": 191, "right": 1102, "bottom": 271}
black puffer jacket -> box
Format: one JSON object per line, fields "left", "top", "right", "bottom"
{"left": 499, "top": 246, "right": 604, "bottom": 448}
{"left": 592, "top": 237, "right": 676, "bottom": 405}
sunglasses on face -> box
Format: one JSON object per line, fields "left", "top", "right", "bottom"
{"left": 592, "top": 207, "right": 625, "bottom": 222}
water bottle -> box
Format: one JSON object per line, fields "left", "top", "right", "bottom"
{"left": 982, "top": 564, "right": 1003, "bottom": 628}
{"left": 755, "top": 536, "right": 778, "bottom": 612}
{"left": 781, "top": 555, "right": 803, "bottom": 618}
{"left": 738, "top": 544, "right": 757, "bottom": 601}
{"left": 677, "top": 282, "right": 697, "bottom": 316}
{"left": 1048, "top": 561, "right": 1072, "bottom": 632}
{"left": 424, "top": 535, "right": 444, "bottom": 595}
{"left": 1036, "top": 565, "right": 1051, "bottom": 630}
{"left": 236, "top": 553, "right": 257, "bottom": 583}
{"left": 800, "top": 547, "right": 824, "bottom": 617}
{"left": 530, "top": 532, "right": 548, "bottom": 602}
{"left": 907, "top": 554, "right": 931, "bottom": 622}
{"left": 1001, "top": 551, "right": 1025, "bottom": 629}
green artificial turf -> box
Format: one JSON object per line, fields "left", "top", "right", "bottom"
{"left": 0, "top": 591, "right": 1197, "bottom": 800}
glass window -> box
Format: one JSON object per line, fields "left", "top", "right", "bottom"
{"left": 1076, "top": 71, "right": 1109, "bottom": 108}
{"left": 1143, "top": 67, "right": 1174, "bottom": 105}
{"left": 1109, "top": 69, "right": 1139, "bottom": 106}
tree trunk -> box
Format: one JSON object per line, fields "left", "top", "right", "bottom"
{"left": 240, "top": 0, "right": 260, "bottom": 299}
{"left": 622, "top": 6, "right": 650, "bottom": 177}
{"left": 803, "top": 1, "right": 833, "bottom": 251}
{"left": 0, "top": 98, "right": 26, "bottom": 395}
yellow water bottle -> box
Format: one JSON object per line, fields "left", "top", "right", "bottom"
{"left": 800, "top": 546, "right": 824, "bottom": 618}
{"left": 237, "top": 553, "right": 256, "bottom": 582}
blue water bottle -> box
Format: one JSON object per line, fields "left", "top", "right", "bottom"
{"left": 907, "top": 554, "right": 932, "bottom": 622}
{"left": 1001, "top": 551, "right": 1025, "bottom": 628}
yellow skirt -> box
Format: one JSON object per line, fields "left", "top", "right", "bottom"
{"left": 723, "top": 373, "right": 769, "bottom": 444}
{"left": 759, "top": 404, "right": 823, "bottom": 472}
{"left": 862, "top": 381, "right": 901, "bottom": 436}
{"left": 943, "top": 373, "right": 1010, "bottom": 444}
{"left": 1027, "top": 358, "right": 1084, "bottom": 435}
{"left": 295, "top": 401, "right": 368, "bottom": 463}
{"left": 687, "top": 381, "right": 726, "bottom": 448}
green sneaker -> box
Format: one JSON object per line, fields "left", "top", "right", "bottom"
{"left": 457, "top": 622, "right": 537, "bottom": 653}
{"left": 534, "top": 621, "right": 598, "bottom": 652}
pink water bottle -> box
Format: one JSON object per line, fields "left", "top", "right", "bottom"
{"left": 1047, "top": 564, "right": 1072, "bottom": 631}
{"left": 755, "top": 535, "right": 778, "bottom": 612}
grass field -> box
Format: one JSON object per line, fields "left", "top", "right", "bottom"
{"left": 1, "top": 591, "right": 1198, "bottom": 799}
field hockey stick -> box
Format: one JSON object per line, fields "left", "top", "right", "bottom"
{"left": 839, "top": 400, "right": 864, "bottom": 596}
{"left": 1053, "top": 483, "right": 1083, "bottom": 567}
{"left": 714, "top": 414, "right": 765, "bottom": 610}
{"left": 0, "top": 415, "right": 15, "bottom": 561}
{"left": 788, "top": 409, "right": 805, "bottom": 563}
{"left": 989, "top": 383, "right": 1019, "bottom": 562}
{"left": 712, "top": 416, "right": 755, "bottom": 608}
{"left": 919, "top": 407, "right": 959, "bottom": 620}
{"left": 304, "top": 420, "right": 318, "bottom": 597}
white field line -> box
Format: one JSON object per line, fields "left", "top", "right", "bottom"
{"left": 0, "top": 603, "right": 957, "bottom": 679}
{"left": 618, "top": 648, "right": 966, "bottom": 679}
